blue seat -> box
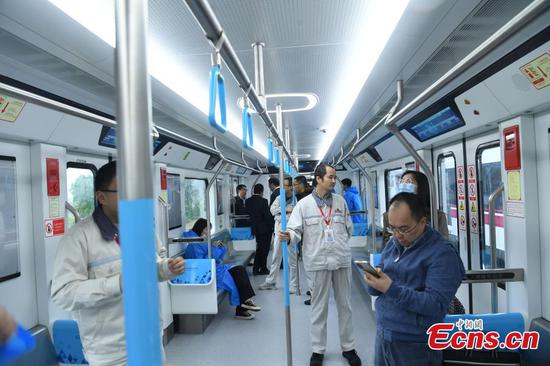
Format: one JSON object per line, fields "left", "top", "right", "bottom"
{"left": 230, "top": 227, "right": 253, "bottom": 240}
{"left": 52, "top": 320, "right": 88, "bottom": 364}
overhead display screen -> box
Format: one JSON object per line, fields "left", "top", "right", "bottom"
{"left": 204, "top": 155, "right": 221, "bottom": 170}
{"left": 298, "top": 160, "right": 318, "bottom": 172}
{"left": 235, "top": 166, "right": 247, "bottom": 175}
{"left": 98, "top": 126, "right": 163, "bottom": 150}
{"left": 408, "top": 106, "right": 465, "bottom": 142}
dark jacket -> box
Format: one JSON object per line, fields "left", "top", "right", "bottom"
{"left": 245, "top": 195, "right": 274, "bottom": 235}
{"left": 368, "top": 226, "right": 465, "bottom": 342}
{"left": 232, "top": 195, "right": 249, "bottom": 227}
{"left": 269, "top": 188, "right": 280, "bottom": 206}
{"left": 296, "top": 187, "right": 313, "bottom": 202}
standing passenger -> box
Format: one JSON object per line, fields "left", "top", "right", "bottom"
{"left": 51, "top": 161, "right": 184, "bottom": 366}
{"left": 268, "top": 177, "right": 280, "bottom": 206}
{"left": 259, "top": 177, "right": 297, "bottom": 292}
{"left": 341, "top": 178, "right": 366, "bottom": 224}
{"left": 294, "top": 175, "right": 314, "bottom": 305}
{"left": 280, "top": 164, "right": 362, "bottom": 366}
{"left": 365, "top": 192, "right": 464, "bottom": 366}
{"left": 232, "top": 184, "right": 249, "bottom": 227}
{"left": 246, "top": 184, "right": 274, "bottom": 275}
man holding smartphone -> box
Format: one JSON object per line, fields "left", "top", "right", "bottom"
{"left": 279, "top": 163, "right": 361, "bottom": 366}
{"left": 364, "top": 192, "right": 464, "bottom": 366}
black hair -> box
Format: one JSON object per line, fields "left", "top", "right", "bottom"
{"left": 401, "top": 170, "right": 430, "bottom": 213}
{"left": 341, "top": 178, "right": 352, "bottom": 187}
{"left": 389, "top": 192, "right": 427, "bottom": 222}
{"left": 294, "top": 175, "right": 308, "bottom": 187}
{"left": 236, "top": 184, "right": 247, "bottom": 194}
{"left": 253, "top": 183, "right": 264, "bottom": 194}
{"left": 191, "top": 218, "right": 209, "bottom": 236}
{"left": 314, "top": 163, "right": 335, "bottom": 183}
{"left": 268, "top": 177, "right": 280, "bottom": 187}
{"left": 95, "top": 161, "right": 117, "bottom": 192}
{"left": 283, "top": 177, "right": 293, "bottom": 186}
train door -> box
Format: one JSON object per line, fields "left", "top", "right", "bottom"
{"left": 0, "top": 141, "right": 38, "bottom": 328}
{"left": 466, "top": 132, "right": 507, "bottom": 314}
{"left": 433, "top": 143, "right": 469, "bottom": 313}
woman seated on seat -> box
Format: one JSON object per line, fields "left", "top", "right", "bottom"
{"left": 182, "top": 218, "right": 261, "bottom": 320}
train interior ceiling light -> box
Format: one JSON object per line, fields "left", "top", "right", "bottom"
{"left": 48, "top": 0, "right": 268, "bottom": 158}
{"left": 316, "top": 0, "right": 410, "bottom": 161}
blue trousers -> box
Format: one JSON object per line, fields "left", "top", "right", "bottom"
{"left": 374, "top": 332, "right": 442, "bottom": 366}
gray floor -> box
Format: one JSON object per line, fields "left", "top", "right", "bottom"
{"left": 165, "top": 260, "right": 377, "bottom": 366}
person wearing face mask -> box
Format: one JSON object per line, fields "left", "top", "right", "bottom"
{"left": 364, "top": 192, "right": 465, "bottom": 366}
{"left": 183, "top": 218, "right": 261, "bottom": 320}
{"left": 382, "top": 170, "right": 449, "bottom": 244}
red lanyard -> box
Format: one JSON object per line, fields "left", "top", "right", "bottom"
{"left": 319, "top": 206, "right": 333, "bottom": 226}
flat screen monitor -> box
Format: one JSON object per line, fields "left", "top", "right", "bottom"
{"left": 408, "top": 106, "right": 465, "bottom": 142}
{"left": 204, "top": 155, "right": 221, "bottom": 170}
{"left": 298, "top": 160, "right": 318, "bottom": 172}
{"left": 235, "top": 166, "right": 247, "bottom": 175}
{"left": 98, "top": 126, "right": 163, "bottom": 150}
{"left": 166, "top": 173, "right": 182, "bottom": 230}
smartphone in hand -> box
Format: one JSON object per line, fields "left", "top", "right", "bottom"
{"left": 354, "top": 260, "right": 380, "bottom": 278}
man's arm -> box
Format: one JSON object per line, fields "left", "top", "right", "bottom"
{"left": 383, "top": 247, "right": 464, "bottom": 316}
{"left": 51, "top": 231, "right": 121, "bottom": 311}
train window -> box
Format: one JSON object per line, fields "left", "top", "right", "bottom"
{"left": 370, "top": 170, "right": 379, "bottom": 209}
{"left": 183, "top": 178, "right": 207, "bottom": 230}
{"left": 167, "top": 174, "right": 182, "bottom": 230}
{"left": 476, "top": 144, "right": 505, "bottom": 270}
{"left": 384, "top": 167, "right": 403, "bottom": 207}
{"left": 66, "top": 162, "right": 97, "bottom": 227}
{"left": 437, "top": 154, "right": 459, "bottom": 250}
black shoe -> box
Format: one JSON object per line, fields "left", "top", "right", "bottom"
{"left": 259, "top": 269, "right": 270, "bottom": 275}
{"left": 304, "top": 298, "right": 311, "bottom": 306}
{"left": 306, "top": 290, "right": 311, "bottom": 296}
{"left": 235, "top": 306, "right": 255, "bottom": 320}
{"left": 310, "top": 352, "right": 324, "bottom": 366}
{"left": 342, "top": 349, "right": 361, "bottom": 366}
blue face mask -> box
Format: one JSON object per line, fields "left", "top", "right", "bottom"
{"left": 398, "top": 182, "right": 417, "bottom": 194}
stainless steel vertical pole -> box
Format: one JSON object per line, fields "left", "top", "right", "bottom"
{"left": 115, "top": 0, "right": 161, "bottom": 364}
{"left": 206, "top": 162, "right": 227, "bottom": 258}
{"left": 277, "top": 104, "right": 293, "bottom": 366}
{"left": 252, "top": 41, "right": 266, "bottom": 106}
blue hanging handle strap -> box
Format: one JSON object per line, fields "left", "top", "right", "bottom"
{"left": 274, "top": 148, "right": 280, "bottom": 168}
{"left": 209, "top": 65, "right": 227, "bottom": 132}
{"left": 267, "top": 138, "right": 274, "bottom": 163}
{"left": 242, "top": 106, "right": 254, "bottom": 149}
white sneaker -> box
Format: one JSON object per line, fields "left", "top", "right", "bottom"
{"left": 258, "top": 282, "right": 277, "bottom": 290}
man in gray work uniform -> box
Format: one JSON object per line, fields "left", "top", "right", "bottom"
{"left": 279, "top": 163, "right": 362, "bottom": 366}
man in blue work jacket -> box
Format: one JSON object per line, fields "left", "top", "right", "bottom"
{"left": 364, "top": 192, "right": 465, "bottom": 366}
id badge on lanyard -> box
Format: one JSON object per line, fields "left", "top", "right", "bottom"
{"left": 319, "top": 206, "right": 334, "bottom": 244}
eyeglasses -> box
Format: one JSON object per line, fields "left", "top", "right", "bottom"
{"left": 100, "top": 189, "right": 118, "bottom": 193}
{"left": 387, "top": 221, "right": 420, "bottom": 235}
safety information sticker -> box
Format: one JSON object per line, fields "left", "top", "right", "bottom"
{"left": 520, "top": 52, "right": 550, "bottom": 90}
{"left": 0, "top": 95, "right": 26, "bottom": 122}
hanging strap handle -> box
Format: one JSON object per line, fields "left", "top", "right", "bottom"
{"left": 208, "top": 65, "right": 227, "bottom": 132}
{"left": 242, "top": 106, "right": 254, "bottom": 149}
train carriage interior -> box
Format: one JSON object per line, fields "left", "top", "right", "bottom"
{"left": 0, "top": 0, "right": 549, "bottom": 365}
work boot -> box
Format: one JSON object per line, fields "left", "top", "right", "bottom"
{"left": 310, "top": 352, "right": 324, "bottom": 366}
{"left": 342, "top": 349, "right": 361, "bottom": 366}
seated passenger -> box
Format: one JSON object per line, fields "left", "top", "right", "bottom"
{"left": 51, "top": 161, "right": 184, "bottom": 366}
{"left": 365, "top": 192, "right": 465, "bottom": 366}
{"left": 382, "top": 170, "right": 449, "bottom": 244}
{"left": 183, "top": 218, "right": 261, "bottom": 320}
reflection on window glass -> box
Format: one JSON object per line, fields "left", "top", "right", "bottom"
{"left": 385, "top": 168, "right": 403, "bottom": 207}
{"left": 184, "top": 178, "right": 207, "bottom": 230}
{"left": 438, "top": 155, "right": 459, "bottom": 250}
{"left": 478, "top": 146, "right": 505, "bottom": 269}
{"left": 167, "top": 174, "right": 182, "bottom": 230}
{"left": 67, "top": 167, "right": 95, "bottom": 227}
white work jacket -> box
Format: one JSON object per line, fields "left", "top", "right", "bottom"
{"left": 50, "top": 215, "right": 175, "bottom": 365}
{"left": 287, "top": 193, "right": 353, "bottom": 271}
